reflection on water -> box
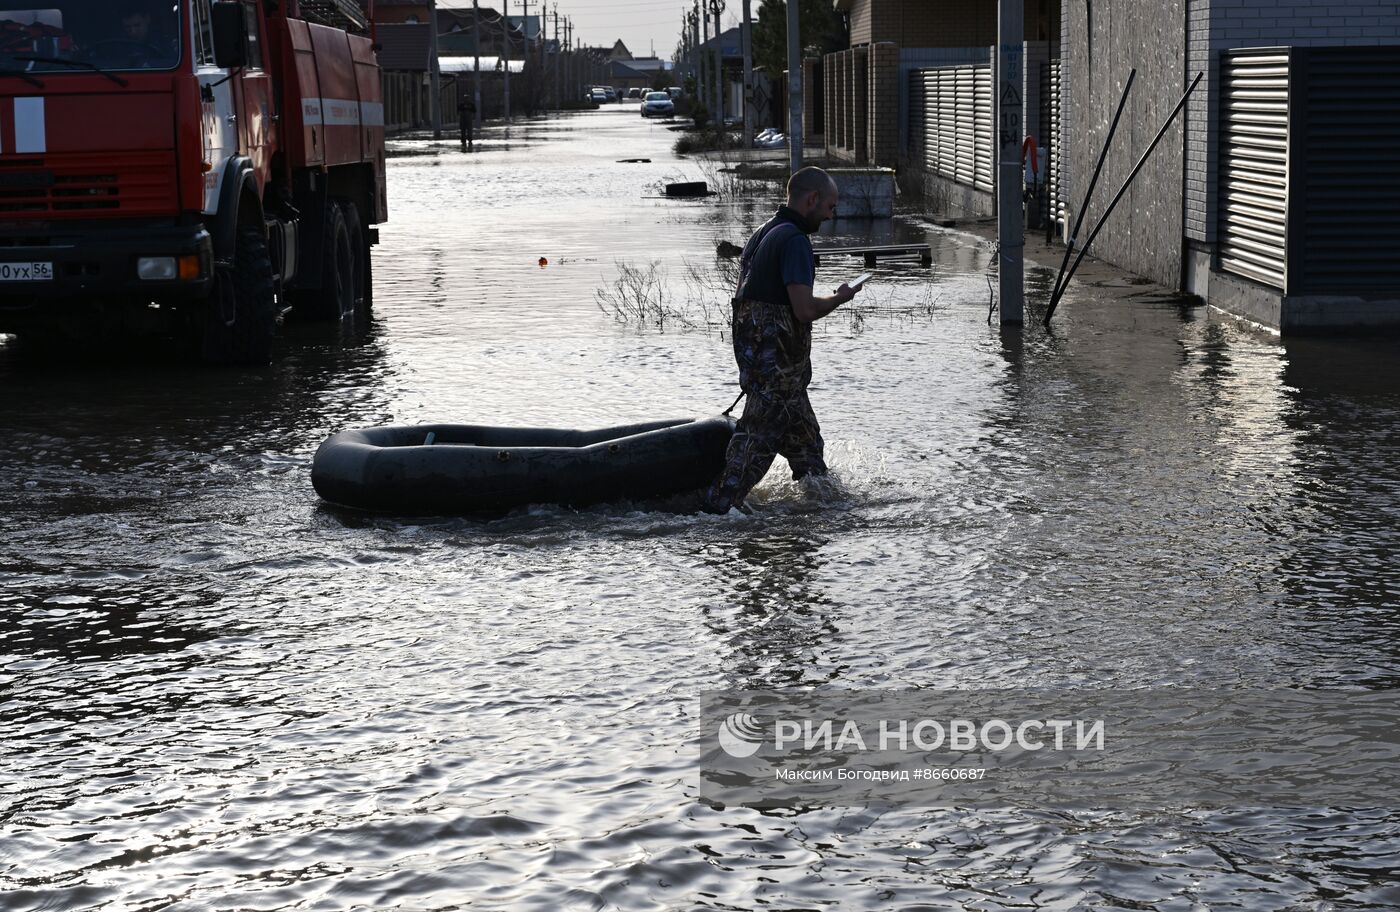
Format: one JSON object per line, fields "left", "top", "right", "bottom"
{"left": 2, "top": 107, "right": 1399, "bottom": 910}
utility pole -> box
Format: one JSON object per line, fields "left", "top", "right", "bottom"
{"left": 473, "top": 0, "right": 483, "bottom": 127}
{"left": 565, "top": 17, "right": 573, "bottom": 102}
{"left": 551, "top": 6, "right": 559, "bottom": 109}
{"left": 427, "top": 0, "right": 442, "bottom": 137}
{"left": 502, "top": 0, "right": 511, "bottom": 122}
{"left": 521, "top": 0, "right": 531, "bottom": 114}
{"left": 996, "top": 0, "right": 1024, "bottom": 324}
{"left": 711, "top": 0, "right": 724, "bottom": 133}
{"left": 699, "top": 1, "right": 708, "bottom": 112}
{"left": 740, "top": 0, "right": 753, "bottom": 146}
{"left": 785, "top": 0, "right": 801, "bottom": 174}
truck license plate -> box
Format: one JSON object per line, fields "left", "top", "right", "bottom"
{"left": 0, "top": 262, "right": 53, "bottom": 281}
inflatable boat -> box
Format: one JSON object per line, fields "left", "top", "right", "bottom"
{"left": 312, "top": 416, "right": 735, "bottom": 514}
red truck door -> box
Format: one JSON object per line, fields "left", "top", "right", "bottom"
{"left": 234, "top": 0, "right": 275, "bottom": 185}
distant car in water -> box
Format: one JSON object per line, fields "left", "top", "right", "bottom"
{"left": 666, "top": 86, "right": 683, "bottom": 99}
{"left": 590, "top": 87, "right": 607, "bottom": 103}
{"left": 641, "top": 91, "right": 675, "bottom": 118}
{"left": 627, "top": 87, "right": 643, "bottom": 99}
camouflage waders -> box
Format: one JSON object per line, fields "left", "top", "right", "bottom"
{"left": 704, "top": 298, "right": 827, "bottom": 512}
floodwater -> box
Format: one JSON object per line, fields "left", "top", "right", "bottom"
{"left": 4, "top": 105, "right": 1400, "bottom": 910}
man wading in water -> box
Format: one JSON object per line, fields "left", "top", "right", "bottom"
{"left": 703, "top": 167, "right": 863, "bottom": 514}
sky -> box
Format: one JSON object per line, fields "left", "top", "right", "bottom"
{"left": 477, "top": 0, "right": 747, "bottom": 62}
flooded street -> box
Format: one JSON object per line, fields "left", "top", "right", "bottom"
{"left": 4, "top": 106, "right": 1400, "bottom": 910}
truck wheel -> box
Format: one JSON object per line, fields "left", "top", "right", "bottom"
{"left": 337, "top": 198, "right": 372, "bottom": 319}
{"left": 201, "top": 226, "right": 278, "bottom": 364}
{"left": 296, "top": 199, "right": 357, "bottom": 322}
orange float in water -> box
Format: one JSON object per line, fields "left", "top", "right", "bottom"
{"left": 538, "top": 257, "right": 548, "bottom": 267}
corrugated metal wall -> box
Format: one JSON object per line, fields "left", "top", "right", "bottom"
{"left": 908, "top": 64, "right": 994, "bottom": 193}
{"left": 1292, "top": 46, "right": 1400, "bottom": 296}
{"left": 1217, "top": 48, "right": 1291, "bottom": 290}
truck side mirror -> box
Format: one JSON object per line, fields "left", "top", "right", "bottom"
{"left": 211, "top": 1, "right": 246, "bottom": 69}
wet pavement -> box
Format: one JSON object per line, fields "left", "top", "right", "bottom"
{"left": 3, "top": 105, "right": 1400, "bottom": 910}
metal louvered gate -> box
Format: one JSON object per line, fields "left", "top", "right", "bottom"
{"left": 1218, "top": 49, "right": 1291, "bottom": 289}
{"left": 909, "top": 63, "right": 994, "bottom": 194}
{"left": 1044, "top": 57, "right": 1064, "bottom": 233}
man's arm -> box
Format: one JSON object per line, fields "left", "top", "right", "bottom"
{"left": 788, "top": 282, "right": 858, "bottom": 323}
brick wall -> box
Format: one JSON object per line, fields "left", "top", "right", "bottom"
{"left": 849, "top": 0, "right": 1057, "bottom": 47}
{"left": 843, "top": 51, "right": 855, "bottom": 155}
{"left": 854, "top": 47, "right": 870, "bottom": 161}
{"left": 1185, "top": 0, "right": 1400, "bottom": 244}
{"left": 869, "top": 43, "right": 901, "bottom": 166}
{"left": 1064, "top": 0, "right": 1186, "bottom": 288}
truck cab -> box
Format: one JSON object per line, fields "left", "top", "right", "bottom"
{"left": 0, "top": 0, "right": 385, "bottom": 363}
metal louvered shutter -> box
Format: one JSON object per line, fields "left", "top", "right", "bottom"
{"left": 1293, "top": 47, "right": 1400, "bottom": 296}
{"left": 938, "top": 69, "right": 959, "bottom": 178}
{"left": 1218, "top": 49, "right": 1291, "bottom": 289}
{"left": 907, "top": 63, "right": 993, "bottom": 193}
{"left": 1047, "top": 57, "right": 1064, "bottom": 233}
{"left": 973, "top": 65, "right": 993, "bottom": 193}
{"left": 910, "top": 69, "right": 930, "bottom": 172}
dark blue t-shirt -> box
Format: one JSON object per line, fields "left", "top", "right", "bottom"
{"left": 735, "top": 207, "right": 815, "bottom": 309}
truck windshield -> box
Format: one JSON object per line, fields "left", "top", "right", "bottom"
{"left": 0, "top": 1, "right": 182, "bottom": 73}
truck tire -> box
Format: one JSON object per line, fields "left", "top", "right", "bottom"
{"left": 338, "top": 198, "right": 373, "bottom": 319}
{"left": 201, "top": 226, "right": 278, "bottom": 364}
{"left": 297, "top": 199, "right": 358, "bottom": 322}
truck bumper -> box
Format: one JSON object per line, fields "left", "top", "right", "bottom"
{"left": 0, "top": 222, "right": 214, "bottom": 330}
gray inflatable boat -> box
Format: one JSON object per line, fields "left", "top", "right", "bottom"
{"left": 312, "top": 416, "right": 735, "bottom": 514}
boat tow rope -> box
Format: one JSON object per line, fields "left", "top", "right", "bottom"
{"left": 722, "top": 390, "right": 746, "bottom": 417}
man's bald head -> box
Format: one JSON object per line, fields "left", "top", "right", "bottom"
{"left": 787, "top": 166, "right": 837, "bottom": 202}
{"left": 785, "top": 166, "right": 839, "bottom": 228}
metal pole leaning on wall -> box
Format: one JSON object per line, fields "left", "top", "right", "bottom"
{"left": 1044, "top": 71, "right": 1203, "bottom": 326}
{"left": 1048, "top": 68, "right": 1136, "bottom": 312}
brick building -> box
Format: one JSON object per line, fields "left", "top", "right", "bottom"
{"left": 817, "top": 0, "right": 1400, "bottom": 332}
{"left": 1062, "top": 0, "right": 1400, "bottom": 331}
{"left": 821, "top": 0, "right": 1058, "bottom": 218}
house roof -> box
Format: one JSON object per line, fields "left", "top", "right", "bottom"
{"left": 695, "top": 25, "right": 744, "bottom": 59}
{"left": 607, "top": 60, "right": 645, "bottom": 79}
{"left": 375, "top": 23, "right": 432, "bottom": 71}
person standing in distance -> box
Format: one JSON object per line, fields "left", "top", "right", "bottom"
{"left": 458, "top": 93, "right": 476, "bottom": 151}
{"left": 703, "top": 166, "right": 862, "bottom": 514}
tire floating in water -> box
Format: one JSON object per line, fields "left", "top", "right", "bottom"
{"left": 312, "top": 416, "right": 736, "bottom": 514}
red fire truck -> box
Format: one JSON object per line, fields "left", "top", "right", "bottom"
{"left": 0, "top": 0, "right": 386, "bottom": 362}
